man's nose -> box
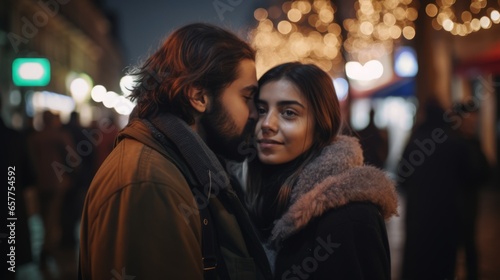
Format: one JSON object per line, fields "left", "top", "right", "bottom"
{"left": 248, "top": 100, "right": 258, "bottom": 120}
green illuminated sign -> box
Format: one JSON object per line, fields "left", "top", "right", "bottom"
{"left": 12, "top": 58, "right": 51, "bottom": 86}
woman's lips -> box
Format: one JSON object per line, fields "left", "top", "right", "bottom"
{"left": 257, "top": 139, "right": 284, "bottom": 148}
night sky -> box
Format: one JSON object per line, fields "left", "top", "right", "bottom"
{"left": 103, "top": 0, "right": 269, "bottom": 66}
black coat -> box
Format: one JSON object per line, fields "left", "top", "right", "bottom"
{"left": 275, "top": 202, "right": 391, "bottom": 280}
{"left": 398, "top": 110, "right": 490, "bottom": 280}
{"left": 265, "top": 136, "right": 398, "bottom": 280}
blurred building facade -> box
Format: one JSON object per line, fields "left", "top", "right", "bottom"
{"left": 0, "top": 0, "right": 124, "bottom": 128}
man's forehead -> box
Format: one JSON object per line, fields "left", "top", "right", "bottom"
{"left": 241, "top": 84, "right": 258, "bottom": 92}
{"left": 226, "top": 59, "right": 257, "bottom": 89}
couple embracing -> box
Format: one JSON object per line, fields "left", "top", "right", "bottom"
{"left": 79, "top": 23, "right": 398, "bottom": 280}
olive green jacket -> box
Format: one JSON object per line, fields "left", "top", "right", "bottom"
{"left": 79, "top": 120, "right": 271, "bottom": 279}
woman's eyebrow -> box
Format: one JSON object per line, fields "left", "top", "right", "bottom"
{"left": 276, "top": 100, "right": 305, "bottom": 108}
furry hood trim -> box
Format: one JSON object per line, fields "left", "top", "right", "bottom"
{"left": 270, "top": 135, "right": 398, "bottom": 244}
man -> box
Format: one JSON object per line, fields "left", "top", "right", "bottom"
{"left": 79, "top": 23, "right": 272, "bottom": 279}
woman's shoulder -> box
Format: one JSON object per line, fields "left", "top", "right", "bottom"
{"left": 315, "top": 201, "right": 386, "bottom": 232}
{"left": 282, "top": 201, "right": 389, "bottom": 255}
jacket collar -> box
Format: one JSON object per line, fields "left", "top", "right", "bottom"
{"left": 116, "top": 120, "right": 172, "bottom": 159}
{"left": 270, "top": 135, "right": 398, "bottom": 244}
{"left": 118, "top": 115, "right": 231, "bottom": 193}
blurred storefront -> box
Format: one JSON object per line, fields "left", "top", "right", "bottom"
{"left": 0, "top": 0, "right": 125, "bottom": 130}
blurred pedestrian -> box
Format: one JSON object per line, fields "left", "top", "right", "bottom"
{"left": 453, "top": 101, "right": 491, "bottom": 280}
{"left": 399, "top": 100, "right": 478, "bottom": 280}
{"left": 27, "top": 110, "right": 75, "bottom": 277}
{"left": 60, "top": 112, "right": 91, "bottom": 253}
{"left": 356, "top": 108, "right": 389, "bottom": 169}
{"left": 91, "top": 116, "right": 118, "bottom": 172}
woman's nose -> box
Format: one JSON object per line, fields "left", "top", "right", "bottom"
{"left": 261, "top": 111, "right": 278, "bottom": 134}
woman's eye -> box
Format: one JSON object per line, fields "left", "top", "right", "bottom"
{"left": 257, "top": 107, "right": 267, "bottom": 115}
{"left": 282, "top": 109, "right": 297, "bottom": 117}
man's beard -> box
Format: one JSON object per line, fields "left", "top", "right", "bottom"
{"left": 200, "top": 99, "right": 255, "bottom": 162}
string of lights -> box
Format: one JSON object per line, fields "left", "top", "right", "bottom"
{"left": 250, "top": 0, "right": 418, "bottom": 76}
{"left": 251, "top": 0, "right": 499, "bottom": 79}
{"left": 251, "top": 0, "right": 343, "bottom": 77}
{"left": 344, "top": 0, "right": 417, "bottom": 63}
{"left": 425, "top": 0, "right": 500, "bottom": 36}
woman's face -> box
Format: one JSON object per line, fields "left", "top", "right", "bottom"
{"left": 255, "top": 79, "right": 315, "bottom": 165}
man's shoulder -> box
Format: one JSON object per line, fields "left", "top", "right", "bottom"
{"left": 86, "top": 137, "right": 193, "bottom": 209}
{"left": 107, "top": 136, "right": 185, "bottom": 179}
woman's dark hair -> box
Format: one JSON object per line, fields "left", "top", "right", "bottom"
{"left": 128, "top": 23, "right": 255, "bottom": 124}
{"left": 246, "top": 62, "right": 342, "bottom": 234}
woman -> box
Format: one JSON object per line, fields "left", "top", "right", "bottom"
{"left": 246, "top": 62, "right": 398, "bottom": 279}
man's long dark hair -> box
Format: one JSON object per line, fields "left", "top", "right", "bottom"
{"left": 128, "top": 23, "right": 255, "bottom": 125}
{"left": 246, "top": 62, "right": 342, "bottom": 237}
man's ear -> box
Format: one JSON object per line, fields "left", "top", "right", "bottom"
{"left": 187, "top": 86, "right": 208, "bottom": 113}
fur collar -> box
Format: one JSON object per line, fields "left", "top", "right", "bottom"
{"left": 270, "top": 135, "right": 398, "bottom": 244}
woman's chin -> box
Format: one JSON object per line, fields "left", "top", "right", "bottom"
{"left": 258, "top": 153, "right": 285, "bottom": 165}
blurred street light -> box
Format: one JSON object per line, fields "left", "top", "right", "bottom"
{"left": 119, "top": 75, "right": 135, "bottom": 97}
{"left": 91, "top": 85, "right": 107, "bottom": 102}
{"left": 12, "top": 58, "right": 51, "bottom": 87}
{"left": 68, "top": 72, "right": 93, "bottom": 105}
